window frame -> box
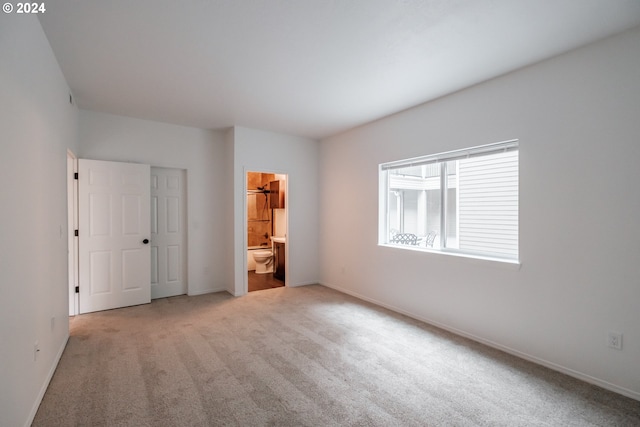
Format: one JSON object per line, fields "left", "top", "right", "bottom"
{"left": 379, "top": 140, "right": 520, "bottom": 265}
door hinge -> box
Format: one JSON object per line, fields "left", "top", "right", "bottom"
{"left": 74, "top": 172, "right": 78, "bottom": 180}
{"left": 75, "top": 286, "right": 79, "bottom": 294}
{"left": 74, "top": 229, "right": 79, "bottom": 237}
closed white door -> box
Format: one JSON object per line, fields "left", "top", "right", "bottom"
{"left": 150, "top": 167, "right": 187, "bottom": 299}
{"left": 78, "top": 159, "right": 151, "bottom": 314}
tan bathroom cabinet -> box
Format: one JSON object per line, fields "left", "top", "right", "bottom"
{"left": 274, "top": 241, "right": 285, "bottom": 281}
{"left": 269, "top": 180, "right": 284, "bottom": 209}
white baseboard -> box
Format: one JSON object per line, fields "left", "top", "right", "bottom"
{"left": 187, "top": 286, "right": 227, "bottom": 296}
{"left": 320, "top": 281, "right": 640, "bottom": 402}
{"left": 25, "top": 333, "right": 69, "bottom": 427}
{"left": 288, "top": 280, "right": 318, "bottom": 288}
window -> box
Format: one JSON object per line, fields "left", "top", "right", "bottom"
{"left": 379, "top": 140, "right": 519, "bottom": 262}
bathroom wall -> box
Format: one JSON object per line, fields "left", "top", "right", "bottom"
{"left": 247, "top": 171, "right": 275, "bottom": 247}
{"left": 273, "top": 174, "right": 287, "bottom": 238}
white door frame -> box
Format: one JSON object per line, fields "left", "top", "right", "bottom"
{"left": 243, "top": 169, "right": 289, "bottom": 294}
{"left": 67, "top": 150, "right": 79, "bottom": 316}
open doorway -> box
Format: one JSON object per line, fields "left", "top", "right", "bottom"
{"left": 246, "top": 171, "right": 287, "bottom": 292}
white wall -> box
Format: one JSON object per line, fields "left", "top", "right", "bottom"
{"left": 0, "top": 15, "right": 78, "bottom": 426}
{"left": 319, "top": 27, "right": 640, "bottom": 399}
{"left": 78, "top": 110, "right": 229, "bottom": 295}
{"left": 231, "top": 126, "right": 319, "bottom": 295}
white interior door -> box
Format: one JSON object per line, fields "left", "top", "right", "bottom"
{"left": 78, "top": 159, "right": 151, "bottom": 314}
{"left": 150, "top": 167, "right": 187, "bottom": 299}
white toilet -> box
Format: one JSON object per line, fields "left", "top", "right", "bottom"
{"left": 252, "top": 249, "right": 274, "bottom": 274}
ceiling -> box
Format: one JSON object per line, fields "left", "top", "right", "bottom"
{"left": 39, "top": 0, "right": 640, "bottom": 140}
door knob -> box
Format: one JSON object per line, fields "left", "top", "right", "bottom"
{"left": 143, "top": 239, "right": 149, "bottom": 244}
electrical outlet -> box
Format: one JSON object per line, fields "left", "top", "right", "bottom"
{"left": 607, "top": 332, "right": 623, "bottom": 350}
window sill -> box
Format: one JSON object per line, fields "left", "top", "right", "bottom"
{"left": 379, "top": 243, "right": 521, "bottom": 270}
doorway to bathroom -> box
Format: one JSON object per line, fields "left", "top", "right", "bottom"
{"left": 246, "top": 171, "right": 287, "bottom": 292}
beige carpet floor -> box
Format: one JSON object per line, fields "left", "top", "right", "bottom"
{"left": 34, "top": 285, "right": 640, "bottom": 426}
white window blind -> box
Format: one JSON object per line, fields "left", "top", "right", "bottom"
{"left": 380, "top": 140, "right": 518, "bottom": 171}
{"left": 458, "top": 150, "right": 518, "bottom": 259}
{"left": 379, "top": 140, "right": 519, "bottom": 262}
